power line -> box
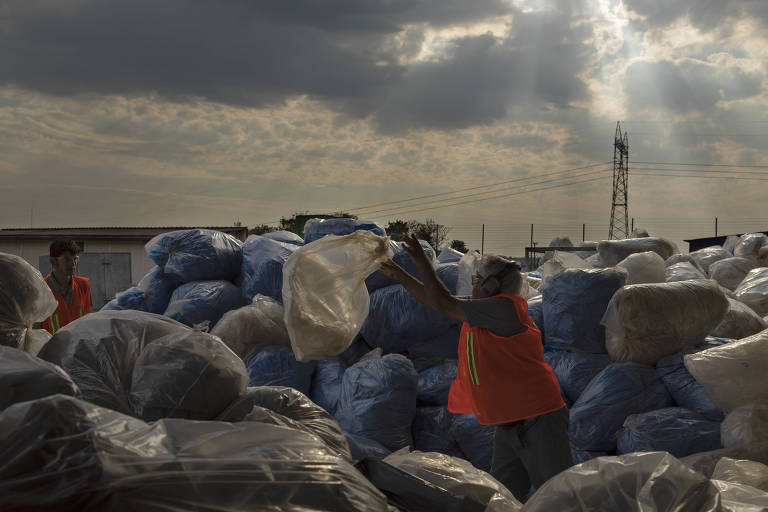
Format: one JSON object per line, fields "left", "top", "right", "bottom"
{"left": 633, "top": 161, "right": 768, "bottom": 169}
{"left": 631, "top": 166, "right": 768, "bottom": 175}
{"left": 633, "top": 172, "right": 768, "bottom": 182}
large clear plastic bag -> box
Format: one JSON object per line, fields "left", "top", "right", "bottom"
{"left": 666, "top": 261, "right": 707, "bottom": 282}
{"left": 539, "top": 251, "right": 592, "bottom": 290}
{"left": 617, "top": 407, "right": 722, "bottom": 458}
{"left": 734, "top": 268, "right": 768, "bottom": 316}
{"left": 734, "top": 233, "right": 768, "bottom": 261}
{"left": 597, "top": 237, "right": 678, "bottom": 267}
{"left": 282, "top": 231, "right": 391, "bottom": 362}
{"left": 456, "top": 250, "right": 481, "bottom": 296}
{"left": 0, "top": 345, "right": 80, "bottom": 412}
{"left": 164, "top": 279, "right": 245, "bottom": 329}
{"left": 616, "top": 251, "right": 666, "bottom": 284}
{"left": 690, "top": 246, "right": 732, "bottom": 275}
{"left": 145, "top": 228, "right": 243, "bottom": 282}
{"left": 710, "top": 298, "right": 767, "bottom": 340}
{"left": 412, "top": 406, "right": 458, "bottom": 453}
{"left": 712, "top": 457, "right": 768, "bottom": 492}
{"left": 709, "top": 257, "right": 757, "bottom": 291}
{"left": 241, "top": 235, "right": 298, "bottom": 302}
{"left": 303, "top": 217, "right": 386, "bottom": 244}
{"left": 242, "top": 345, "right": 317, "bottom": 395}
{"left": 0, "top": 253, "right": 58, "bottom": 352}
{"left": 544, "top": 350, "right": 611, "bottom": 405}
{"left": 720, "top": 402, "right": 768, "bottom": 448}
{"left": 656, "top": 353, "right": 724, "bottom": 421}
{"left": 210, "top": 294, "right": 289, "bottom": 358}
{"left": 345, "top": 432, "right": 391, "bottom": 460}
{"left": 684, "top": 328, "right": 768, "bottom": 413}
{"left": 602, "top": 280, "right": 729, "bottom": 365}
{"left": 706, "top": 478, "right": 768, "bottom": 510}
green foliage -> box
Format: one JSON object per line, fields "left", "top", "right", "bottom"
{"left": 450, "top": 239, "right": 468, "bottom": 253}
{"left": 385, "top": 218, "right": 450, "bottom": 251}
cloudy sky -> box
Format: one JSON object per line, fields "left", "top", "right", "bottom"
{"left": 2, "top": 0, "right": 767, "bottom": 255}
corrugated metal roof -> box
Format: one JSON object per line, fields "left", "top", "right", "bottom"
{"left": 0, "top": 226, "right": 249, "bottom": 241}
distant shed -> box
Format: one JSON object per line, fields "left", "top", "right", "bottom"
{"left": 684, "top": 231, "right": 768, "bottom": 252}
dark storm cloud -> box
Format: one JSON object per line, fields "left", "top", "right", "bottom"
{"left": 623, "top": 0, "right": 768, "bottom": 31}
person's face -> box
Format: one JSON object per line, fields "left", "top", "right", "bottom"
{"left": 50, "top": 251, "right": 78, "bottom": 278}
{"left": 471, "top": 271, "right": 489, "bottom": 299}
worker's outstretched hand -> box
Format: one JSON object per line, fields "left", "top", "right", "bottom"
{"left": 379, "top": 259, "right": 406, "bottom": 281}
{"left": 401, "top": 233, "right": 430, "bottom": 267}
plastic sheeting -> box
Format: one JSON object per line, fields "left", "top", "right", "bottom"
{"left": 712, "top": 457, "right": 768, "bottom": 492}
{"left": 690, "top": 246, "right": 732, "bottom": 275}
{"left": 0, "top": 345, "right": 80, "bottom": 411}
{"left": 283, "top": 230, "right": 391, "bottom": 362}
{"left": 544, "top": 350, "right": 611, "bottom": 405}
{"left": 617, "top": 407, "right": 722, "bottom": 458}
{"left": 412, "top": 406, "right": 458, "bottom": 453}
{"left": 602, "top": 279, "right": 729, "bottom": 365}
{"left": 597, "top": 237, "right": 678, "bottom": 267}
{"left": 164, "top": 279, "right": 245, "bottom": 328}
{"left": 137, "top": 265, "right": 181, "bottom": 314}
{"left": 542, "top": 267, "right": 628, "bottom": 353}
{"left": 145, "top": 228, "right": 243, "bottom": 283}
{"left": 417, "top": 360, "right": 458, "bottom": 406}
{"left": 656, "top": 353, "right": 724, "bottom": 421}
{"left": 539, "top": 251, "right": 592, "bottom": 290}
{"left": 734, "top": 233, "right": 768, "bottom": 261}
{"left": 310, "top": 356, "right": 346, "bottom": 415}
{"left": 710, "top": 298, "right": 767, "bottom": 339}
{"left": 527, "top": 296, "right": 544, "bottom": 335}
{"left": 336, "top": 350, "right": 418, "bottom": 451}
{"left": 569, "top": 362, "right": 674, "bottom": 451}
{"left": 449, "top": 413, "right": 495, "bottom": 472}
{"left": 261, "top": 230, "right": 304, "bottom": 246}
{"left": 438, "top": 247, "right": 464, "bottom": 264}
{"left": 720, "top": 402, "right": 768, "bottom": 448}
{"left": 345, "top": 432, "right": 391, "bottom": 460}
{"left": 242, "top": 345, "right": 317, "bottom": 396}
{"left": 681, "top": 442, "right": 768, "bottom": 478}
{"left": 666, "top": 253, "right": 706, "bottom": 271}
{"left": 734, "top": 268, "right": 768, "bottom": 316}
{"left": 406, "top": 325, "right": 461, "bottom": 360}
{"left": 436, "top": 262, "right": 459, "bottom": 294}
{"left": 0, "top": 253, "right": 58, "bottom": 352}
{"left": 303, "top": 217, "right": 386, "bottom": 244}
{"left": 685, "top": 329, "right": 768, "bottom": 413}
{"left": 616, "top": 251, "right": 666, "bottom": 285}
{"left": 456, "top": 251, "right": 481, "bottom": 296}
{"left": 666, "top": 261, "right": 707, "bottom": 282}
{"left": 365, "top": 239, "right": 437, "bottom": 292}
{"left": 210, "top": 294, "right": 290, "bottom": 358}
{"left": 39, "top": 310, "right": 248, "bottom": 421}
{"left": 241, "top": 235, "right": 298, "bottom": 302}
{"left": 709, "top": 257, "right": 757, "bottom": 291}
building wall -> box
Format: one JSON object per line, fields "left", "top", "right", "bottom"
{"left": 0, "top": 240, "right": 50, "bottom": 269}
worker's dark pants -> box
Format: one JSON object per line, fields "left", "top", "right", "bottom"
{"left": 490, "top": 406, "right": 573, "bottom": 502}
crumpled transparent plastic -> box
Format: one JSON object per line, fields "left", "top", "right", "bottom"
{"left": 721, "top": 402, "right": 768, "bottom": 448}
{"left": 709, "top": 257, "right": 758, "bottom": 291}
{"left": 666, "top": 261, "right": 707, "bottom": 282}
{"left": 145, "top": 228, "right": 243, "bottom": 282}
{"left": 210, "top": 294, "right": 290, "bottom": 357}
{"left": 711, "top": 457, "right": 768, "bottom": 492}
{"left": 383, "top": 449, "right": 522, "bottom": 511}
{"left": 0, "top": 345, "right": 80, "bottom": 412}
{"left": 666, "top": 253, "right": 706, "bottom": 271}
{"left": 0, "top": 253, "right": 58, "bottom": 352}
{"left": 539, "top": 251, "right": 592, "bottom": 290}
{"left": 710, "top": 298, "right": 767, "bottom": 340}
{"left": 617, "top": 251, "right": 666, "bottom": 285}
{"left": 734, "top": 233, "right": 768, "bottom": 261}
{"left": 682, "top": 442, "right": 768, "bottom": 479}
{"left": 597, "top": 237, "right": 678, "bottom": 267}
{"left": 703, "top": 479, "right": 768, "bottom": 511}
{"left": 684, "top": 329, "right": 768, "bottom": 413}
{"left": 690, "top": 246, "right": 733, "bottom": 275}
{"left": 282, "top": 231, "right": 392, "bottom": 362}
{"left": 456, "top": 250, "right": 481, "bottom": 296}
{"left": 734, "top": 268, "right": 768, "bottom": 316}
{"left": 602, "top": 279, "right": 729, "bottom": 365}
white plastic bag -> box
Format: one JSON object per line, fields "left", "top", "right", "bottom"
{"left": 665, "top": 261, "right": 706, "bottom": 282}
{"left": 282, "top": 231, "right": 391, "bottom": 362}
{"left": 712, "top": 457, "right": 768, "bottom": 492}
{"left": 597, "top": 237, "right": 678, "bottom": 267}
{"left": 709, "top": 257, "right": 757, "bottom": 291}
{"left": 710, "top": 298, "right": 767, "bottom": 340}
{"left": 721, "top": 403, "right": 768, "bottom": 448}
{"left": 689, "top": 246, "right": 732, "bottom": 275}
{"left": 734, "top": 268, "right": 768, "bottom": 316}
{"left": 734, "top": 233, "right": 768, "bottom": 261}
{"left": 210, "top": 294, "right": 290, "bottom": 357}
{"left": 456, "top": 250, "right": 481, "bottom": 296}
{"left": 616, "top": 251, "right": 666, "bottom": 284}
{"left": 539, "top": 251, "right": 591, "bottom": 289}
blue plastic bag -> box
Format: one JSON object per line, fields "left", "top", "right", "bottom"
{"left": 412, "top": 406, "right": 458, "bottom": 453}
{"left": 115, "top": 286, "right": 146, "bottom": 311}
{"left": 438, "top": 248, "right": 464, "bottom": 264}
{"left": 361, "top": 285, "right": 455, "bottom": 353}
{"left": 617, "top": 407, "right": 722, "bottom": 458}
{"left": 335, "top": 350, "right": 418, "bottom": 451}
{"left": 261, "top": 230, "right": 304, "bottom": 246}
{"left": 303, "top": 218, "right": 386, "bottom": 244}
{"left": 136, "top": 266, "right": 181, "bottom": 314}
{"left": 241, "top": 235, "right": 298, "bottom": 302}
{"left": 163, "top": 280, "right": 245, "bottom": 328}
{"left": 310, "top": 356, "right": 346, "bottom": 415}
{"left": 527, "top": 296, "right": 544, "bottom": 337}
{"left": 569, "top": 362, "right": 674, "bottom": 452}
{"left": 656, "top": 354, "right": 724, "bottom": 421}
{"left": 416, "top": 361, "right": 457, "bottom": 406}
{"left": 100, "top": 299, "right": 123, "bottom": 311}
{"left": 436, "top": 263, "right": 459, "bottom": 295}
{"left": 542, "top": 268, "right": 627, "bottom": 353}
{"left": 449, "top": 413, "right": 495, "bottom": 472}
{"left": 544, "top": 350, "right": 611, "bottom": 405}
{"left": 242, "top": 346, "right": 317, "bottom": 396}
{"left": 406, "top": 326, "right": 461, "bottom": 359}
{"left": 365, "top": 240, "right": 437, "bottom": 292}
{"left": 145, "top": 229, "right": 243, "bottom": 283}
{"left": 344, "top": 432, "right": 391, "bottom": 460}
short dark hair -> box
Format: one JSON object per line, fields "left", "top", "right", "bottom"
{"left": 50, "top": 239, "right": 81, "bottom": 258}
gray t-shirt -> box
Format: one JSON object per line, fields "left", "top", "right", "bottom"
{"left": 47, "top": 274, "right": 72, "bottom": 305}
{"left": 460, "top": 297, "right": 527, "bottom": 337}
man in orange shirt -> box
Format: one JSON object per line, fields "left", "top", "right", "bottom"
{"left": 41, "top": 240, "right": 92, "bottom": 334}
{"left": 380, "top": 234, "right": 572, "bottom": 502}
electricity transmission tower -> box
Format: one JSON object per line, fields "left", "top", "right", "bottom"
{"left": 609, "top": 122, "right": 629, "bottom": 239}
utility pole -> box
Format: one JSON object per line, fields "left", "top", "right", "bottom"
{"left": 609, "top": 122, "right": 629, "bottom": 239}
{"left": 481, "top": 224, "right": 485, "bottom": 256}
{"left": 715, "top": 217, "right": 718, "bottom": 237}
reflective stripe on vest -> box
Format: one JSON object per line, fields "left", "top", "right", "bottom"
{"left": 51, "top": 314, "right": 60, "bottom": 334}
{"left": 466, "top": 331, "right": 480, "bottom": 386}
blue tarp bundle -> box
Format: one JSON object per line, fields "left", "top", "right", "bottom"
{"left": 310, "top": 356, "right": 346, "bottom": 415}
{"left": 335, "top": 350, "right": 418, "bottom": 451}
{"left": 544, "top": 350, "right": 611, "bottom": 405}
{"left": 338, "top": 336, "right": 374, "bottom": 367}
{"left": 241, "top": 235, "right": 298, "bottom": 302}
{"left": 100, "top": 299, "right": 122, "bottom": 311}
{"left": 163, "top": 280, "right": 245, "bottom": 328}
{"left": 361, "top": 285, "right": 455, "bottom": 353}
{"left": 542, "top": 268, "right": 627, "bottom": 353}
{"left": 527, "top": 296, "right": 544, "bottom": 335}
{"left": 261, "top": 230, "right": 304, "bottom": 246}
{"left": 406, "top": 326, "right": 461, "bottom": 359}
{"left": 365, "top": 240, "right": 437, "bottom": 292}
{"left": 344, "top": 432, "right": 391, "bottom": 460}
{"left": 449, "top": 413, "right": 495, "bottom": 472}
{"left": 115, "top": 286, "right": 146, "bottom": 311}
{"left": 437, "top": 248, "right": 464, "bottom": 264}
{"left": 145, "top": 229, "right": 243, "bottom": 283}
{"left": 569, "top": 362, "right": 674, "bottom": 452}
{"left": 436, "top": 263, "right": 459, "bottom": 295}
{"left": 617, "top": 407, "right": 722, "bottom": 458}
{"left": 137, "top": 266, "right": 181, "bottom": 314}
{"left": 416, "top": 361, "right": 457, "bottom": 406}
{"left": 656, "top": 354, "right": 724, "bottom": 421}
{"left": 303, "top": 218, "right": 386, "bottom": 244}
{"left": 412, "top": 406, "right": 457, "bottom": 453}
{"left": 242, "top": 346, "right": 317, "bottom": 396}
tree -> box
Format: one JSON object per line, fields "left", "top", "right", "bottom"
{"left": 385, "top": 220, "right": 410, "bottom": 241}
{"left": 450, "top": 239, "right": 468, "bottom": 253}
{"left": 249, "top": 224, "right": 278, "bottom": 236}
{"left": 385, "top": 218, "right": 451, "bottom": 251}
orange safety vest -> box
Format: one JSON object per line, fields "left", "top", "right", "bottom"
{"left": 447, "top": 293, "right": 565, "bottom": 425}
{"left": 42, "top": 275, "right": 93, "bottom": 334}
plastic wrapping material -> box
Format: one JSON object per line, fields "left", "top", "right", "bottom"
{"left": 539, "top": 251, "right": 591, "bottom": 290}
{"left": 366, "top": 239, "right": 436, "bottom": 292}
{"left": 23, "top": 328, "right": 52, "bottom": 356}
{"left": 0, "top": 345, "right": 80, "bottom": 411}
{"left": 417, "top": 360, "right": 458, "bottom": 406}
{"left": 522, "top": 451, "right": 710, "bottom": 512}
{"left": 527, "top": 295, "right": 544, "bottom": 334}
{"left": 436, "top": 262, "right": 459, "bottom": 294}
{"left": 542, "top": 236, "right": 574, "bottom": 263}
{"left": 384, "top": 450, "right": 522, "bottom": 511}
{"left": 114, "top": 285, "right": 146, "bottom": 311}
{"left": 449, "top": 413, "right": 495, "bottom": 472}
{"left": 712, "top": 457, "right": 768, "bottom": 492}
{"left": 283, "top": 230, "right": 391, "bottom": 362}
{"left": 438, "top": 247, "right": 464, "bottom": 264}
{"left": 656, "top": 354, "right": 724, "bottom": 421}
{"left": 336, "top": 350, "right": 418, "bottom": 451}
{"left": 261, "top": 230, "right": 304, "bottom": 246}
{"left": 684, "top": 329, "right": 768, "bottom": 413}
{"left": 240, "top": 235, "right": 298, "bottom": 302}
{"left": 310, "top": 356, "right": 346, "bottom": 415}
{"left": 542, "top": 267, "right": 628, "bottom": 353}
{"left": 723, "top": 235, "right": 740, "bottom": 254}
{"left": 39, "top": 310, "right": 248, "bottom": 421}
{"left": 456, "top": 250, "right": 481, "bottom": 296}
{"left": 345, "top": 432, "right": 391, "bottom": 460}
{"left": 617, "top": 407, "right": 722, "bottom": 458}
{"left": 681, "top": 442, "right": 768, "bottom": 478}
{"left": 734, "top": 268, "right": 768, "bottom": 316}
{"left": 242, "top": 345, "right": 317, "bottom": 396}
{"left": 303, "top": 217, "right": 386, "bottom": 244}
{"left": 706, "top": 477, "right": 768, "bottom": 510}
{"left": 544, "top": 350, "right": 611, "bottom": 405}
{"left": 666, "top": 261, "right": 707, "bottom": 282}
{"left": 734, "top": 233, "right": 768, "bottom": 261}
{"left": 0, "top": 253, "right": 58, "bottom": 352}
{"left": 137, "top": 265, "right": 181, "bottom": 314}
{"left": 100, "top": 299, "right": 122, "bottom": 311}
{"left": 616, "top": 251, "right": 666, "bottom": 285}
{"left": 571, "top": 449, "right": 609, "bottom": 464}
{"left": 602, "top": 279, "right": 729, "bottom": 365}
{"left": 210, "top": 294, "right": 290, "bottom": 358}
{"left": 145, "top": 228, "right": 243, "bottom": 282}
{"left": 711, "top": 298, "right": 767, "bottom": 340}
{"left": 412, "top": 406, "right": 458, "bottom": 453}
{"left": 666, "top": 253, "right": 707, "bottom": 272}
{"left": 690, "top": 246, "right": 732, "bottom": 274}
{"left": 721, "top": 403, "right": 768, "bottom": 448}
{"left": 710, "top": 257, "right": 757, "bottom": 291}
{"left": 569, "top": 362, "right": 674, "bottom": 451}
{"left": 164, "top": 279, "right": 245, "bottom": 328}
{"left": 597, "top": 237, "right": 678, "bottom": 267}
{"left": 406, "top": 325, "right": 461, "bottom": 359}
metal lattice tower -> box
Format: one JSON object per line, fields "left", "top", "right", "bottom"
{"left": 609, "top": 122, "right": 629, "bottom": 239}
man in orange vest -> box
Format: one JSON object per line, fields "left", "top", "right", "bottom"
{"left": 380, "top": 234, "right": 572, "bottom": 502}
{"left": 41, "top": 239, "right": 93, "bottom": 334}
